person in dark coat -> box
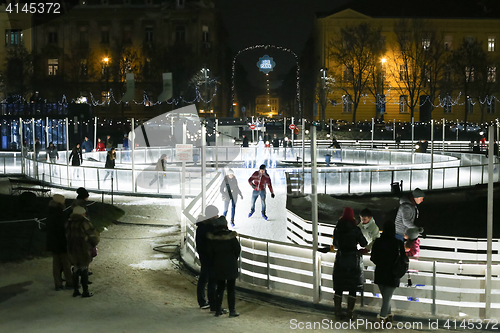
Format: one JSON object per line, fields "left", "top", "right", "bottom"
{"left": 220, "top": 169, "right": 243, "bottom": 227}
{"left": 242, "top": 134, "right": 249, "bottom": 147}
{"left": 66, "top": 206, "right": 100, "bottom": 298}
{"left": 69, "top": 143, "right": 83, "bottom": 179}
{"left": 103, "top": 148, "right": 116, "bottom": 182}
{"left": 105, "top": 135, "right": 113, "bottom": 151}
{"left": 81, "top": 137, "right": 93, "bottom": 152}
{"left": 332, "top": 207, "right": 367, "bottom": 319}
{"left": 370, "top": 220, "right": 405, "bottom": 324}
{"left": 207, "top": 215, "right": 241, "bottom": 317}
{"left": 34, "top": 138, "right": 42, "bottom": 160}
{"left": 195, "top": 205, "right": 218, "bottom": 310}
{"left": 46, "top": 194, "right": 73, "bottom": 291}
{"left": 71, "top": 187, "right": 90, "bottom": 219}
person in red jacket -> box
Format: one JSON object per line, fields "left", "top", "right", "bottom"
{"left": 248, "top": 164, "right": 275, "bottom": 220}
{"left": 96, "top": 138, "right": 105, "bottom": 152}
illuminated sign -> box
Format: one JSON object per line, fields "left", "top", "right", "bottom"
{"left": 256, "top": 55, "right": 276, "bottom": 74}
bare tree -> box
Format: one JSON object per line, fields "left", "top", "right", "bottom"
{"left": 316, "top": 70, "right": 335, "bottom": 126}
{"left": 389, "top": 19, "right": 430, "bottom": 120}
{"left": 0, "top": 45, "right": 33, "bottom": 99}
{"left": 329, "top": 23, "right": 384, "bottom": 122}
{"left": 64, "top": 45, "right": 96, "bottom": 100}
{"left": 450, "top": 38, "right": 488, "bottom": 122}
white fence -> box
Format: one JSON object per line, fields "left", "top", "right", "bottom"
{"left": 183, "top": 176, "right": 500, "bottom": 319}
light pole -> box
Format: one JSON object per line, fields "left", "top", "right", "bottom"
{"left": 103, "top": 57, "right": 110, "bottom": 119}
{"left": 378, "top": 57, "right": 387, "bottom": 120}
{"left": 319, "top": 68, "right": 327, "bottom": 129}
{"left": 201, "top": 68, "right": 210, "bottom": 113}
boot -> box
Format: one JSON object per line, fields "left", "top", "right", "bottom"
{"left": 386, "top": 313, "right": 394, "bottom": 323}
{"left": 72, "top": 269, "right": 81, "bottom": 297}
{"left": 377, "top": 314, "right": 386, "bottom": 329}
{"left": 80, "top": 268, "right": 93, "bottom": 298}
{"left": 346, "top": 295, "right": 356, "bottom": 320}
{"left": 333, "top": 294, "right": 343, "bottom": 319}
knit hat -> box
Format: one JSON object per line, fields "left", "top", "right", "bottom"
{"left": 76, "top": 187, "right": 89, "bottom": 199}
{"left": 205, "top": 205, "right": 219, "bottom": 219}
{"left": 412, "top": 188, "right": 425, "bottom": 198}
{"left": 342, "top": 207, "right": 355, "bottom": 222}
{"left": 259, "top": 164, "right": 266, "bottom": 170}
{"left": 72, "top": 206, "right": 86, "bottom": 215}
{"left": 406, "top": 227, "right": 420, "bottom": 240}
{"left": 52, "top": 194, "right": 65, "bottom": 205}
{"left": 227, "top": 169, "right": 234, "bottom": 175}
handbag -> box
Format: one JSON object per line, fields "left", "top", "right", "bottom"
{"left": 392, "top": 243, "right": 409, "bottom": 278}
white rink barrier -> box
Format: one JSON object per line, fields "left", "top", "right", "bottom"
{"left": 183, "top": 178, "right": 500, "bottom": 319}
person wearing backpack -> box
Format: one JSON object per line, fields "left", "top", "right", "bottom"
{"left": 394, "top": 188, "right": 425, "bottom": 242}
{"left": 370, "top": 220, "right": 406, "bottom": 325}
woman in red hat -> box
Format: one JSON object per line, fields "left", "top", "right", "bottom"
{"left": 322, "top": 207, "right": 367, "bottom": 320}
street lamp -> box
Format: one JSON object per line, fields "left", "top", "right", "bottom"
{"left": 103, "top": 57, "right": 110, "bottom": 118}
{"left": 201, "top": 68, "right": 210, "bottom": 115}
{"left": 319, "top": 68, "right": 328, "bottom": 129}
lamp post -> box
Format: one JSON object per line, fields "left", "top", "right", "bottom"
{"left": 103, "top": 57, "right": 110, "bottom": 119}
{"left": 319, "top": 68, "right": 327, "bottom": 129}
{"left": 378, "top": 57, "right": 387, "bottom": 120}
{"left": 201, "top": 68, "right": 210, "bottom": 113}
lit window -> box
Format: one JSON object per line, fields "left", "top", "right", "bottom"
{"left": 399, "top": 65, "right": 407, "bottom": 82}
{"left": 465, "top": 67, "right": 474, "bottom": 82}
{"left": 342, "top": 95, "right": 352, "bottom": 113}
{"left": 202, "top": 25, "right": 209, "bottom": 43}
{"left": 488, "top": 37, "right": 495, "bottom": 52}
{"left": 5, "top": 29, "right": 22, "bottom": 46}
{"left": 422, "top": 38, "right": 430, "bottom": 50}
{"left": 399, "top": 95, "right": 408, "bottom": 113}
{"left": 48, "top": 59, "right": 59, "bottom": 75}
{"left": 488, "top": 66, "right": 496, "bottom": 83}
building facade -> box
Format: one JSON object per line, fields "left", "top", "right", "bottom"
{"left": 316, "top": 9, "right": 500, "bottom": 123}
{"left": 255, "top": 93, "right": 279, "bottom": 118}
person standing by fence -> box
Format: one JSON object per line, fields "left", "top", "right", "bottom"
{"left": 395, "top": 188, "right": 425, "bottom": 242}
{"left": 96, "top": 138, "right": 105, "bottom": 152}
{"left": 68, "top": 144, "right": 83, "bottom": 179}
{"left": 47, "top": 142, "right": 59, "bottom": 175}
{"left": 103, "top": 148, "right": 116, "bottom": 182}
{"left": 105, "top": 135, "right": 113, "bottom": 152}
{"left": 82, "top": 137, "right": 93, "bottom": 153}
{"left": 370, "top": 220, "right": 405, "bottom": 324}
{"left": 46, "top": 194, "right": 73, "bottom": 291}
{"left": 220, "top": 169, "right": 242, "bottom": 227}
{"left": 207, "top": 215, "right": 241, "bottom": 317}
{"left": 149, "top": 154, "right": 167, "bottom": 187}
{"left": 66, "top": 206, "right": 100, "bottom": 298}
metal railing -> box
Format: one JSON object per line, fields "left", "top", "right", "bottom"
{"left": 182, "top": 183, "right": 500, "bottom": 318}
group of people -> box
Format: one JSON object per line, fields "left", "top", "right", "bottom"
{"left": 45, "top": 187, "right": 100, "bottom": 298}
{"left": 318, "top": 188, "right": 424, "bottom": 324}
{"left": 195, "top": 205, "right": 241, "bottom": 317}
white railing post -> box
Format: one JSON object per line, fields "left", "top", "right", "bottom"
{"left": 131, "top": 118, "right": 136, "bottom": 193}
{"left": 311, "top": 125, "right": 320, "bottom": 303}
{"left": 485, "top": 127, "right": 494, "bottom": 318}
{"left": 432, "top": 261, "right": 436, "bottom": 315}
{"left": 266, "top": 241, "right": 271, "bottom": 289}
{"left": 429, "top": 120, "right": 434, "bottom": 190}
{"left": 66, "top": 118, "right": 70, "bottom": 187}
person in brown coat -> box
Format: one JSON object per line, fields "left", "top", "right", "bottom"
{"left": 46, "top": 194, "right": 73, "bottom": 291}
{"left": 66, "top": 206, "right": 100, "bottom": 298}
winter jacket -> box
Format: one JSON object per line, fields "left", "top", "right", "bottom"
{"left": 358, "top": 217, "right": 380, "bottom": 251}
{"left": 155, "top": 156, "right": 167, "bottom": 171}
{"left": 242, "top": 137, "right": 249, "bottom": 147}
{"left": 82, "top": 140, "right": 93, "bottom": 152}
{"left": 96, "top": 142, "right": 105, "bottom": 151}
{"left": 395, "top": 195, "right": 419, "bottom": 237}
{"left": 195, "top": 216, "right": 215, "bottom": 263}
{"left": 332, "top": 218, "right": 368, "bottom": 292}
{"left": 220, "top": 175, "right": 241, "bottom": 201}
{"left": 105, "top": 151, "right": 116, "bottom": 169}
{"left": 69, "top": 147, "right": 83, "bottom": 166}
{"left": 370, "top": 234, "right": 405, "bottom": 288}
{"left": 405, "top": 238, "right": 420, "bottom": 258}
{"left": 272, "top": 138, "right": 280, "bottom": 148}
{"left": 207, "top": 227, "right": 241, "bottom": 281}
{"left": 248, "top": 171, "right": 274, "bottom": 193}
{"left": 46, "top": 200, "right": 68, "bottom": 254}
{"left": 105, "top": 138, "right": 113, "bottom": 149}
{"left": 65, "top": 213, "right": 100, "bottom": 267}
{"left": 47, "top": 146, "right": 59, "bottom": 159}
{"left": 123, "top": 138, "right": 129, "bottom": 149}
